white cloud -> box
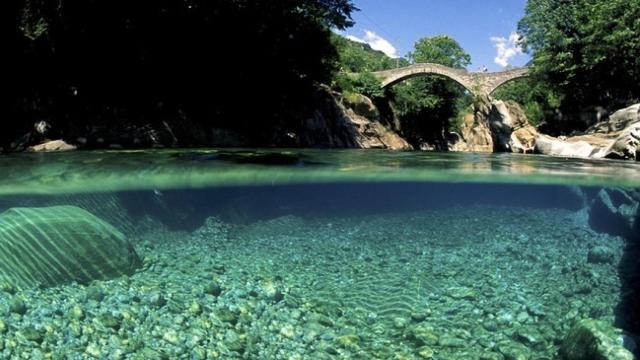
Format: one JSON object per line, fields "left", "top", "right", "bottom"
{"left": 345, "top": 30, "right": 399, "bottom": 58}
{"left": 490, "top": 31, "right": 523, "bottom": 67}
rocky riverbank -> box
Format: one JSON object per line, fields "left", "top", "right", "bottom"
{"left": 7, "top": 86, "right": 412, "bottom": 153}
{"left": 450, "top": 98, "right": 639, "bottom": 161}
{"left": 8, "top": 85, "right": 639, "bottom": 163}
{"left": 535, "top": 104, "right": 640, "bottom": 161}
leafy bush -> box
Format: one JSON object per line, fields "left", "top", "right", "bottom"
{"left": 352, "top": 72, "right": 385, "bottom": 99}
{"left": 332, "top": 71, "right": 384, "bottom": 99}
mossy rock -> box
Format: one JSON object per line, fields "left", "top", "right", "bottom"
{"left": 0, "top": 206, "right": 141, "bottom": 289}
{"left": 559, "top": 319, "right": 633, "bottom": 360}
{"left": 343, "top": 92, "right": 380, "bottom": 120}
{"left": 406, "top": 325, "right": 439, "bottom": 346}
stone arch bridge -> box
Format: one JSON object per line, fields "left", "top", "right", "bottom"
{"left": 371, "top": 63, "right": 529, "bottom": 96}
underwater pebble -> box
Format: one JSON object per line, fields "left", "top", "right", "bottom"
{"left": 163, "top": 329, "right": 179, "bottom": 345}
{"left": 497, "top": 341, "right": 531, "bottom": 360}
{"left": 9, "top": 297, "right": 28, "bottom": 315}
{"left": 0, "top": 206, "right": 626, "bottom": 359}
{"left": 516, "top": 311, "right": 530, "bottom": 323}
{"left": 438, "top": 335, "right": 465, "bottom": 348}
{"left": 417, "top": 345, "right": 435, "bottom": 358}
{"left": 280, "top": 324, "right": 296, "bottom": 339}
{"left": 85, "top": 343, "right": 102, "bottom": 358}
{"left": 204, "top": 281, "right": 222, "bottom": 296}
{"left": 587, "top": 246, "right": 615, "bottom": 264}
{"left": 483, "top": 320, "right": 499, "bottom": 332}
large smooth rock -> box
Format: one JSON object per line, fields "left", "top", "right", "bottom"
{"left": 559, "top": 319, "right": 633, "bottom": 360}
{"left": 587, "top": 104, "right": 640, "bottom": 135}
{"left": 534, "top": 134, "right": 602, "bottom": 158}
{"left": 27, "top": 139, "right": 76, "bottom": 152}
{"left": 535, "top": 104, "right": 640, "bottom": 160}
{"left": 0, "top": 206, "right": 141, "bottom": 289}
{"left": 453, "top": 113, "right": 494, "bottom": 152}
{"left": 489, "top": 100, "right": 538, "bottom": 153}
{"left": 453, "top": 96, "right": 537, "bottom": 153}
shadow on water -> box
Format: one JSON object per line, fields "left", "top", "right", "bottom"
{"left": 615, "top": 222, "right": 640, "bottom": 346}
{"left": 586, "top": 188, "right": 640, "bottom": 347}
{"left": 129, "top": 182, "right": 585, "bottom": 229}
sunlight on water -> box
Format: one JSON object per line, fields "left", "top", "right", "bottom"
{"left": 0, "top": 150, "right": 638, "bottom": 359}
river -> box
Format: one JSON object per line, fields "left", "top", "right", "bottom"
{"left": 0, "top": 149, "right": 638, "bottom": 358}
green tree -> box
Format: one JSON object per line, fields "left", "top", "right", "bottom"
{"left": 331, "top": 34, "right": 407, "bottom": 73}
{"left": 408, "top": 35, "right": 471, "bottom": 68}
{"left": 389, "top": 35, "right": 472, "bottom": 148}
{"left": 518, "top": 0, "right": 640, "bottom": 130}
{"left": 492, "top": 78, "right": 561, "bottom": 127}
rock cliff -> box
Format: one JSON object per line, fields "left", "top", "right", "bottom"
{"left": 451, "top": 96, "right": 537, "bottom": 153}
{"left": 293, "top": 87, "right": 412, "bottom": 150}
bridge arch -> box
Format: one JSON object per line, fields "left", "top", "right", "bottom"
{"left": 486, "top": 75, "right": 528, "bottom": 96}
{"left": 376, "top": 63, "right": 475, "bottom": 93}
{"left": 372, "top": 63, "right": 529, "bottom": 97}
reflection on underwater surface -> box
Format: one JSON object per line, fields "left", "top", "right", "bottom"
{"left": 1, "top": 149, "right": 640, "bottom": 194}
{"left": 0, "top": 150, "right": 638, "bottom": 358}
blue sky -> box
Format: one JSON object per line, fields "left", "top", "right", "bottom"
{"left": 342, "top": 0, "right": 531, "bottom": 71}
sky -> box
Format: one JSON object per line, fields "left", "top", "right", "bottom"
{"left": 341, "top": 0, "right": 531, "bottom": 71}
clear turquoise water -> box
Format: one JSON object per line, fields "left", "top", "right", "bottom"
{"left": 0, "top": 149, "right": 638, "bottom": 359}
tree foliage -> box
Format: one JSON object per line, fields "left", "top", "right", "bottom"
{"left": 519, "top": 0, "right": 640, "bottom": 113}
{"left": 408, "top": 35, "right": 471, "bottom": 69}
{"left": 492, "top": 77, "right": 562, "bottom": 127}
{"left": 331, "top": 34, "right": 408, "bottom": 73}
{"left": 9, "top": 0, "right": 357, "bottom": 147}
{"left": 389, "top": 35, "right": 472, "bottom": 148}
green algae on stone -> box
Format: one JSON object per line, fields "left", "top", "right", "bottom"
{"left": 9, "top": 297, "right": 28, "bottom": 315}
{"left": 20, "top": 325, "right": 45, "bottom": 344}
{"left": 406, "top": 325, "right": 440, "bottom": 346}
{"left": 497, "top": 341, "right": 531, "bottom": 360}
{"left": 417, "top": 345, "right": 435, "bottom": 359}
{"left": 559, "top": 319, "right": 633, "bottom": 360}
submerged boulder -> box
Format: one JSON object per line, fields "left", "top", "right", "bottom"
{"left": 559, "top": 319, "right": 634, "bottom": 360}
{"left": 0, "top": 206, "right": 141, "bottom": 289}
{"left": 588, "top": 188, "right": 640, "bottom": 238}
